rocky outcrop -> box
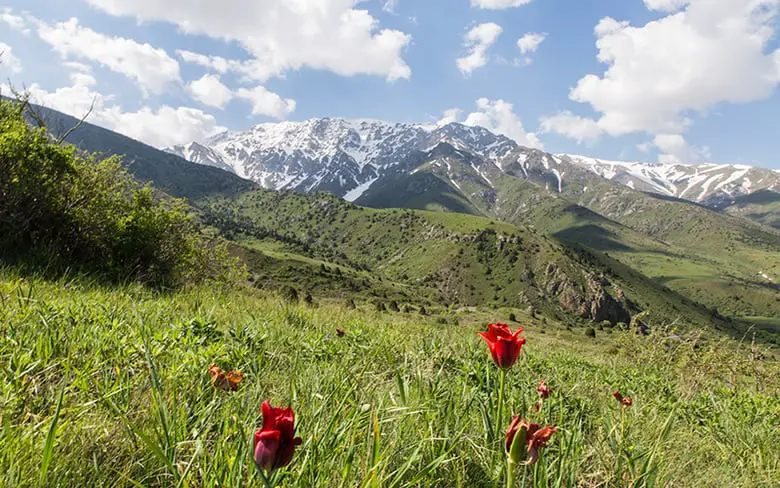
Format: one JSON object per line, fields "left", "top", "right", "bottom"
{"left": 545, "top": 266, "right": 631, "bottom": 325}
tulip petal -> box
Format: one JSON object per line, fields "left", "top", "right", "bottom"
{"left": 254, "top": 429, "right": 281, "bottom": 472}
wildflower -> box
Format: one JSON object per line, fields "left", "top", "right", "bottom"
{"left": 537, "top": 379, "right": 551, "bottom": 399}
{"left": 505, "top": 416, "right": 557, "bottom": 465}
{"left": 477, "top": 323, "right": 526, "bottom": 369}
{"left": 254, "top": 400, "right": 303, "bottom": 473}
{"left": 613, "top": 390, "right": 632, "bottom": 407}
{"left": 209, "top": 365, "right": 244, "bottom": 391}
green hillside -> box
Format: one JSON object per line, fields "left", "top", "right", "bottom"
{"left": 724, "top": 190, "right": 780, "bottom": 230}
{"left": 358, "top": 157, "right": 780, "bottom": 322}
{"left": 196, "top": 188, "right": 747, "bottom": 339}
{"left": 1, "top": 270, "right": 777, "bottom": 487}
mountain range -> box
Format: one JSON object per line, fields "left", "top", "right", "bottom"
{"left": 165, "top": 118, "right": 779, "bottom": 214}
{"left": 20, "top": 102, "right": 779, "bottom": 341}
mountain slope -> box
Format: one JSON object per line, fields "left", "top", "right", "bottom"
{"left": 173, "top": 118, "right": 778, "bottom": 320}
{"left": 198, "top": 187, "right": 735, "bottom": 333}
{"left": 25, "top": 103, "right": 255, "bottom": 200}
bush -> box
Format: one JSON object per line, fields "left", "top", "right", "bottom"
{"left": 0, "top": 96, "right": 238, "bottom": 287}
{"left": 389, "top": 300, "right": 400, "bottom": 312}
{"left": 374, "top": 301, "right": 386, "bottom": 312}
{"left": 281, "top": 286, "right": 299, "bottom": 303}
{"left": 585, "top": 327, "right": 597, "bottom": 338}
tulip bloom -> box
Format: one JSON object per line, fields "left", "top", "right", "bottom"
{"left": 613, "top": 390, "right": 633, "bottom": 408}
{"left": 254, "top": 400, "right": 303, "bottom": 473}
{"left": 209, "top": 365, "right": 244, "bottom": 391}
{"left": 505, "top": 416, "right": 557, "bottom": 465}
{"left": 477, "top": 323, "right": 526, "bottom": 369}
{"left": 537, "top": 379, "right": 551, "bottom": 399}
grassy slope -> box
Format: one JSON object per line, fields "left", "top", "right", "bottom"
{"left": 360, "top": 160, "right": 780, "bottom": 321}
{"left": 197, "top": 188, "right": 740, "bottom": 337}
{"left": 723, "top": 190, "right": 780, "bottom": 230}
{"left": 1, "top": 271, "right": 777, "bottom": 487}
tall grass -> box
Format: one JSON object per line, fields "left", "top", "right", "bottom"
{"left": 0, "top": 269, "right": 777, "bottom": 487}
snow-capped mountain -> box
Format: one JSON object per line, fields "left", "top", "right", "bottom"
{"left": 560, "top": 154, "right": 780, "bottom": 208}
{"left": 166, "top": 118, "right": 518, "bottom": 202}
{"left": 167, "top": 118, "right": 779, "bottom": 208}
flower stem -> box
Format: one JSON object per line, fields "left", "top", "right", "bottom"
{"left": 506, "top": 459, "right": 515, "bottom": 488}
{"left": 256, "top": 467, "right": 274, "bottom": 488}
{"left": 496, "top": 368, "right": 507, "bottom": 441}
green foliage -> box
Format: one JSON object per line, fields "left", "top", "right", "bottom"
{"left": 585, "top": 327, "right": 597, "bottom": 338}
{"left": 0, "top": 98, "right": 238, "bottom": 287}
{"left": 281, "top": 285, "right": 299, "bottom": 303}
{"left": 0, "top": 272, "right": 777, "bottom": 487}
{"left": 509, "top": 312, "right": 517, "bottom": 322}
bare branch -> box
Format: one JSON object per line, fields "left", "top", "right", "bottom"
{"left": 56, "top": 96, "right": 96, "bottom": 145}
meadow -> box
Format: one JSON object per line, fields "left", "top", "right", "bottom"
{"left": 1, "top": 269, "right": 777, "bottom": 487}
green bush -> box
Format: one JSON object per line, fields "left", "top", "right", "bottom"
{"left": 585, "top": 327, "right": 597, "bottom": 338}
{"left": 0, "top": 96, "right": 238, "bottom": 287}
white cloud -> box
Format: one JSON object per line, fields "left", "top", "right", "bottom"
{"left": 83, "top": 0, "right": 412, "bottom": 82}
{"left": 20, "top": 66, "right": 224, "bottom": 148}
{"left": 517, "top": 32, "right": 546, "bottom": 55}
{"left": 652, "top": 133, "right": 710, "bottom": 164}
{"left": 176, "top": 50, "right": 236, "bottom": 74}
{"left": 0, "top": 43, "right": 23, "bottom": 73}
{"left": 236, "top": 86, "right": 296, "bottom": 119}
{"left": 643, "top": 0, "right": 690, "bottom": 12}
{"left": 571, "top": 1, "right": 780, "bottom": 138}
{"left": 470, "top": 0, "right": 534, "bottom": 9}
{"left": 463, "top": 98, "right": 543, "bottom": 149}
{"left": 436, "top": 108, "right": 462, "bottom": 126}
{"left": 35, "top": 17, "right": 181, "bottom": 96}
{"left": 636, "top": 142, "right": 654, "bottom": 153}
{"left": 457, "top": 22, "right": 503, "bottom": 76}
{"left": 1, "top": 7, "right": 30, "bottom": 34}
{"left": 539, "top": 111, "right": 602, "bottom": 144}
{"left": 187, "top": 74, "right": 233, "bottom": 109}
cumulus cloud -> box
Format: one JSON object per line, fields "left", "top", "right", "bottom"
{"left": 470, "top": 0, "right": 534, "bottom": 9}
{"left": 539, "top": 111, "right": 602, "bottom": 144}
{"left": 83, "top": 0, "right": 412, "bottom": 82}
{"left": 0, "top": 43, "right": 23, "bottom": 73}
{"left": 462, "top": 98, "right": 543, "bottom": 149}
{"left": 187, "top": 74, "right": 233, "bottom": 109}
{"left": 517, "top": 32, "right": 546, "bottom": 55}
{"left": 570, "top": 0, "right": 780, "bottom": 138}
{"left": 515, "top": 32, "right": 546, "bottom": 65}
{"left": 457, "top": 22, "right": 503, "bottom": 76}
{"left": 652, "top": 133, "right": 711, "bottom": 164}
{"left": 176, "top": 50, "right": 236, "bottom": 74}
{"left": 436, "top": 108, "right": 462, "bottom": 126}
{"left": 236, "top": 86, "right": 296, "bottom": 119}
{"left": 35, "top": 17, "right": 181, "bottom": 96}
{"left": 1, "top": 7, "right": 30, "bottom": 34}
{"left": 20, "top": 65, "right": 225, "bottom": 148}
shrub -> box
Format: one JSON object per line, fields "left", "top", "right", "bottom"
{"left": 585, "top": 327, "right": 597, "bottom": 338}
{"left": 0, "top": 95, "right": 238, "bottom": 287}
{"left": 389, "top": 300, "right": 400, "bottom": 312}
{"left": 374, "top": 301, "right": 386, "bottom": 312}
{"left": 281, "top": 286, "right": 299, "bottom": 303}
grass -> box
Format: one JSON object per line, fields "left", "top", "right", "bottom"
{"left": 1, "top": 269, "right": 778, "bottom": 487}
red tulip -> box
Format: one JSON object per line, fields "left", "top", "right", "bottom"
{"left": 505, "top": 416, "right": 557, "bottom": 465}
{"left": 537, "top": 379, "right": 551, "bottom": 399}
{"left": 477, "top": 323, "right": 526, "bottom": 369}
{"left": 253, "top": 400, "right": 303, "bottom": 472}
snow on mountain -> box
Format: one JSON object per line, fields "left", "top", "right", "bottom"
{"left": 559, "top": 154, "right": 780, "bottom": 207}
{"left": 165, "top": 118, "right": 518, "bottom": 198}
{"left": 167, "top": 117, "right": 778, "bottom": 209}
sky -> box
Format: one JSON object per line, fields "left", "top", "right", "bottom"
{"left": 1, "top": 0, "right": 780, "bottom": 169}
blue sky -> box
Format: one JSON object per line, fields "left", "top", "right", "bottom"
{"left": 1, "top": 0, "right": 780, "bottom": 168}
